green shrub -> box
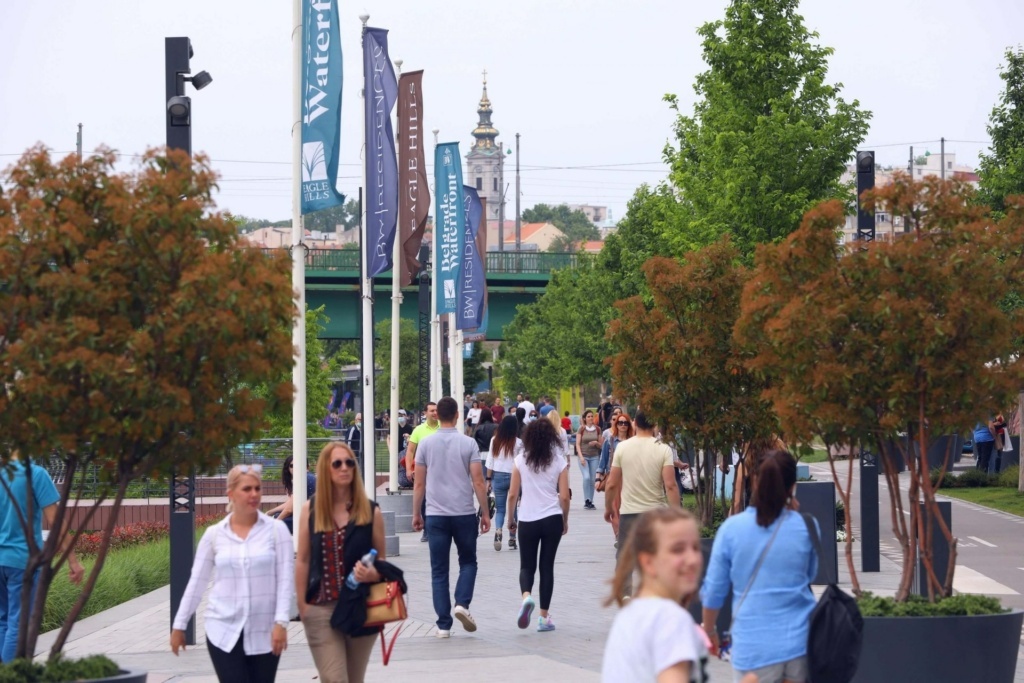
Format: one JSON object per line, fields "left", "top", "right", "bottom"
{"left": 857, "top": 592, "right": 1006, "bottom": 617}
{"left": 0, "top": 654, "right": 118, "bottom": 682}
{"left": 998, "top": 465, "right": 1019, "bottom": 488}
{"left": 953, "top": 469, "right": 997, "bottom": 488}
{"left": 930, "top": 469, "right": 956, "bottom": 489}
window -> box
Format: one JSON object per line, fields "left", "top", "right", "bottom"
{"left": 947, "top": 161, "right": 952, "bottom": 169}
{"left": 493, "top": 177, "right": 498, "bottom": 191}
{"left": 476, "top": 177, "right": 482, "bottom": 190}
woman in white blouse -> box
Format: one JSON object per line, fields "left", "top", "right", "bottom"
{"left": 171, "top": 464, "right": 293, "bottom": 683}
{"left": 486, "top": 415, "right": 523, "bottom": 552}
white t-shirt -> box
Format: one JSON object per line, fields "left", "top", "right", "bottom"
{"left": 467, "top": 408, "right": 482, "bottom": 425}
{"left": 518, "top": 400, "right": 536, "bottom": 416}
{"left": 601, "top": 597, "right": 709, "bottom": 683}
{"left": 514, "top": 448, "right": 567, "bottom": 523}
{"left": 486, "top": 437, "right": 522, "bottom": 474}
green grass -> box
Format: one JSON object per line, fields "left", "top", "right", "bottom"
{"left": 937, "top": 487, "right": 1024, "bottom": 517}
{"left": 43, "top": 537, "right": 172, "bottom": 633}
{"left": 800, "top": 449, "right": 832, "bottom": 463}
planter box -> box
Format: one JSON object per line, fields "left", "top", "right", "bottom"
{"left": 852, "top": 610, "right": 1023, "bottom": 683}
{"left": 80, "top": 670, "right": 147, "bottom": 683}
{"left": 796, "top": 480, "right": 837, "bottom": 585}
{"left": 686, "top": 538, "right": 732, "bottom": 635}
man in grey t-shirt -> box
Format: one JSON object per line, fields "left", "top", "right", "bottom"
{"left": 413, "top": 396, "right": 491, "bottom": 636}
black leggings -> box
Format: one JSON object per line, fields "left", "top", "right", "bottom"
{"left": 518, "top": 514, "right": 563, "bottom": 610}
{"left": 207, "top": 631, "right": 280, "bottom": 683}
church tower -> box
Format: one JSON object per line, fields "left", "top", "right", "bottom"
{"left": 465, "top": 71, "right": 504, "bottom": 223}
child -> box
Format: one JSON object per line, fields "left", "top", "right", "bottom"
{"left": 601, "top": 507, "right": 709, "bottom": 682}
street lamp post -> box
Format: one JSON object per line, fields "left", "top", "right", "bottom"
{"left": 165, "top": 36, "right": 211, "bottom": 647}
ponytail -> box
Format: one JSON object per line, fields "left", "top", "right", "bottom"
{"left": 751, "top": 449, "right": 797, "bottom": 527}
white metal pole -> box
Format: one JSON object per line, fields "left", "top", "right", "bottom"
{"left": 359, "top": 14, "right": 376, "bottom": 498}
{"left": 448, "top": 313, "right": 457, "bottom": 402}
{"left": 290, "top": 0, "right": 307, "bottom": 547}
{"left": 430, "top": 129, "right": 442, "bottom": 403}
{"left": 454, "top": 328, "right": 464, "bottom": 431}
{"left": 387, "top": 58, "right": 403, "bottom": 493}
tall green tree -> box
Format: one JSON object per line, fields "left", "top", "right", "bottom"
{"left": 522, "top": 203, "right": 600, "bottom": 250}
{"left": 498, "top": 259, "right": 615, "bottom": 395}
{"left": 304, "top": 197, "right": 361, "bottom": 233}
{"left": 255, "top": 305, "right": 335, "bottom": 438}
{"left": 978, "top": 47, "right": 1024, "bottom": 217}
{"left": 664, "top": 0, "right": 870, "bottom": 261}
{"left": 373, "top": 318, "right": 420, "bottom": 412}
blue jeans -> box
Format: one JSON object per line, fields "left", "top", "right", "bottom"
{"left": 0, "top": 566, "right": 38, "bottom": 663}
{"left": 426, "top": 514, "right": 478, "bottom": 630}
{"left": 491, "top": 472, "right": 513, "bottom": 530}
{"left": 579, "top": 456, "right": 599, "bottom": 501}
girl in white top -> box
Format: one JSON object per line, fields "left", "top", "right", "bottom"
{"left": 546, "top": 408, "right": 569, "bottom": 457}
{"left": 486, "top": 415, "right": 524, "bottom": 551}
{"left": 171, "top": 465, "right": 293, "bottom": 683}
{"left": 507, "top": 418, "right": 570, "bottom": 632}
{"left": 601, "top": 507, "right": 710, "bottom": 683}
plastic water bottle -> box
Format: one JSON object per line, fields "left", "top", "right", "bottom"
{"left": 345, "top": 549, "right": 378, "bottom": 590}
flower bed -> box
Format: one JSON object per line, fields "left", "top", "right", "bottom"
{"left": 73, "top": 516, "right": 221, "bottom": 557}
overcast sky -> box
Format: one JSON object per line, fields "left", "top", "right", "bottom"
{"left": 2, "top": 0, "right": 1021, "bottom": 224}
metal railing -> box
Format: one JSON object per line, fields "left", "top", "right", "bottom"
{"left": 258, "top": 248, "right": 579, "bottom": 275}
{"left": 44, "top": 437, "right": 387, "bottom": 500}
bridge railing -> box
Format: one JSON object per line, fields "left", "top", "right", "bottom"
{"left": 258, "top": 248, "right": 579, "bottom": 274}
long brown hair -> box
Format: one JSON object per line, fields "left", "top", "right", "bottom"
{"left": 313, "top": 442, "right": 372, "bottom": 532}
{"left": 606, "top": 507, "right": 697, "bottom": 607}
{"left": 751, "top": 449, "right": 797, "bottom": 528}
{"left": 492, "top": 414, "right": 519, "bottom": 458}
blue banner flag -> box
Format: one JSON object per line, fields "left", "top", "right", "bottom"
{"left": 300, "top": 0, "right": 345, "bottom": 214}
{"left": 434, "top": 143, "right": 465, "bottom": 314}
{"left": 363, "top": 27, "right": 399, "bottom": 277}
{"left": 457, "top": 186, "right": 485, "bottom": 331}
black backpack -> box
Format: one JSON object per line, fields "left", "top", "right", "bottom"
{"left": 801, "top": 513, "right": 863, "bottom": 683}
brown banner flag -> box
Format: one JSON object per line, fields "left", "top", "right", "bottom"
{"left": 398, "top": 70, "right": 429, "bottom": 287}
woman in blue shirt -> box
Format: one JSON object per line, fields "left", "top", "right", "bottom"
{"left": 700, "top": 449, "right": 817, "bottom": 683}
{"left": 974, "top": 419, "right": 997, "bottom": 473}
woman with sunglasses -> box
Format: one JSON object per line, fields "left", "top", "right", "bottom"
{"left": 575, "top": 410, "right": 604, "bottom": 510}
{"left": 171, "top": 464, "right": 293, "bottom": 683}
{"left": 266, "top": 455, "right": 317, "bottom": 534}
{"left": 296, "top": 442, "right": 386, "bottom": 683}
{"left": 597, "top": 415, "right": 634, "bottom": 490}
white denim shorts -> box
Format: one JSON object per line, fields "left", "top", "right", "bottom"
{"left": 734, "top": 655, "right": 808, "bottom": 683}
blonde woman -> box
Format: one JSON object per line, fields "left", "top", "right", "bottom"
{"left": 296, "top": 442, "right": 386, "bottom": 683}
{"left": 546, "top": 407, "right": 568, "bottom": 457}
{"left": 171, "top": 465, "right": 293, "bottom": 683}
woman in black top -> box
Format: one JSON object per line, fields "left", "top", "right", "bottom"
{"left": 295, "top": 442, "right": 385, "bottom": 683}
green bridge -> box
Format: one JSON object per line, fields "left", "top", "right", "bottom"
{"left": 270, "top": 249, "right": 578, "bottom": 340}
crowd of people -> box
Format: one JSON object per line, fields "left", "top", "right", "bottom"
{"left": 162, "top": 391, "right": 827, "bottom": 683}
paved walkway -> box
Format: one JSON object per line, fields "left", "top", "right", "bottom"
{"left": 36, "top": 461, "right": 902, "bottom": 682}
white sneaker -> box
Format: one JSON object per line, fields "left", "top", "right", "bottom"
{"left": 436, "top": 629, "right": 451, "bottom": 638}
{"left": 453, "top": 605, "right": 477, "bottom": 632}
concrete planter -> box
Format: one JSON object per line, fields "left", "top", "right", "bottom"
{"left": 685, "top": 538, "right": 732, "bottom": 634}
{"left": 852, "top": 610, "right": 1023, "bottom": 683}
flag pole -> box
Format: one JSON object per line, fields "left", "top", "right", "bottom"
{"left": 291, "top": 0, "right": 308, "bottom": 546}
{"left": 430, "top": 129, "right": 441, "bottom": 402}
{"left": 387, "top": 58, "right": 404, "bottom": 493}
{"left": 359, "top": 13, "right": 376, "bottom": 499}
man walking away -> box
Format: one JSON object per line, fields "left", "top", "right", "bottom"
{"left": 406, "top": 402, "right": 440, "bottom": 542}
{"left": 603, "top": 409, "right": 679, "bottom": 596}
{"left": 413, "top": 397, "right": 491, "bottom": 637}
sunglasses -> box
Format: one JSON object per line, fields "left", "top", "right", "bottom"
{"left": 616, "top": 421, "right": 630, "bottom": 426}
{"left": 331, "top": 458, "right": 358, "bottom": 470}
{"left": 237, "top": 464, "right": 263, "bottom": 474}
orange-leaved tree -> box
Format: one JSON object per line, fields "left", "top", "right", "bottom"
{"left": 736, "top": 174, "right": 1024, "bottom": 601}
{"left": 606, "top": 237, "right": 777, "bottom": 530}
{"left": 0, "top": 147, "right": 296, "bottom": 658}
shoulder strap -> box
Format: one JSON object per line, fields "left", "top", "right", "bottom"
{"left": 801, "top": 512, "right": 825, "bottom": 587}
{"left": 732, "top": 510, "right": 787, "bottom": 626}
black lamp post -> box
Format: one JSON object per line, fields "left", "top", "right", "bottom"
{"left": 165, "top": 36, "right": 211, "bottom": 647}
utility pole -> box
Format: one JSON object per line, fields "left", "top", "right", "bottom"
{"left": 515, "top": 133, "right": 521, "bottom": 252}
{"left": 940, "top": 137, "right": 946, "bottom": 180}
{"left": 908, "top": 146, "right": 913, "bottom": 177}
{"left": 76, "top": 123, "right": 82, "bottom": 161}
{"left": 498, "top": 146, "right": 505, "bottom": 252}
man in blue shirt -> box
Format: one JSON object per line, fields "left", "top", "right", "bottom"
{"left": 0, "top": 456, "right": 84, "bottom": 661}
{"left": 974, "top": 419, "right": 997, "bottom": 473}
